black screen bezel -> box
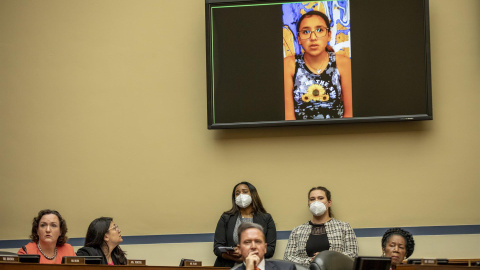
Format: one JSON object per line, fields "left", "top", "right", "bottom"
{"left": 205, "top": 0, "right": 432, "bottom": 129}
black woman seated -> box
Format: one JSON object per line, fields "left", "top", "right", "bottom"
{"left": 381, "top": 228, "right": 415, "bottom": 266}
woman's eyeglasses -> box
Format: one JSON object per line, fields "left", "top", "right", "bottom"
{"left": 299, "top": 26, "right": 329, "bottom": 40}
{"left": 109, "top": 224, "right": 120, "bottom": 232}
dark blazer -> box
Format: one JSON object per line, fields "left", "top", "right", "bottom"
{"left": 234, "top": 260, "right": 297, "bottom": 270}
{"left": 76, "top": 246, "right": 123, "bottom": 265}
{"left": 214, "top": 212, "right": 277, "bottom": 267}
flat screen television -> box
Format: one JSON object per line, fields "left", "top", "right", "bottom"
{"left": 205, "top": 0, "right": 432, "bottom": 129}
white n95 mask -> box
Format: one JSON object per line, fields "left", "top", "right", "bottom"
{"left": 309, "top": 201, "right": 327, "bottom": 216}
{"left": 235, "top": 194, "right": 252, "bottom": 208}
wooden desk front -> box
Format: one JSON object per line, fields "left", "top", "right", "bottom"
{"left": 2, "top": 263, "right": 479, "bottom": 270}
{"left": 398, "top": 265, "right": 480, "bottom": 270}
{"left": 0, "top": 263, "right": 228, "bottom": 270}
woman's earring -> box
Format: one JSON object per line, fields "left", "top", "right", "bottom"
{"left": 382, "top": 252, "right": 385, "bottom": 257}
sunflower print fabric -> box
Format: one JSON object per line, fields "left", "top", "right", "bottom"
{"left": 293, "top": 52, "right": 344, "bottom": 119}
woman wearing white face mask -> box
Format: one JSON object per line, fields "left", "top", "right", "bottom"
{"left": 284, "top": 186, "right": 358, "bottom": 267}
{"left": 213, "top": 181, "right": 276, "bottom": 267}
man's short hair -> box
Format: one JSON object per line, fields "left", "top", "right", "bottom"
{"left": 237, "top": 222, "right": 265, "bottom": 242}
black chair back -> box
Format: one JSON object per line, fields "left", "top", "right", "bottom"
{"left": 310, "top": 251, "right": 354, "bottom": 270}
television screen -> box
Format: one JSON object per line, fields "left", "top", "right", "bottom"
{"left": 205, "top": 0, "right": 432, "bottom": 129}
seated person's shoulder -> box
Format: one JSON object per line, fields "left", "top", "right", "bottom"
{"left": 268, "top": 259, "right": 297, "bottom": 270}
{"left": 76, "top": 246, "right": 102, "bottom": 256}
{"left": 292, "top": 221, "right": 310, "bottom": 231}
{"left": 17, "top": 242, "right": 35, "bottom": 254}
{"left": 333, "top": 218, "right": 351, "bottom": 226}
{"left": 62, "top": 243, "right": 75, "bottom": 253}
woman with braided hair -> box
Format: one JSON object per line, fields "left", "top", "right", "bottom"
{"left": 381, "top": 228, "right": 415, "bottom": 266}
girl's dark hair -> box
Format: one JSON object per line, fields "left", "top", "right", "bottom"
{"left": 84, "top": 217, "right": 127, "bottom": 265}
{"left": 296, "top": 10, "right": 334, "bottom": 52}
{"left": 30, "top": 209, "right": 68, "bottom": 246}
{"left": 224, "top": 181, "right": 267, "bottom": 215}
{"left": 381, "top": 228, "right": 415, "bottom": 258}
{"left": 308, "top": 186, "right": 334, "bottom": 217}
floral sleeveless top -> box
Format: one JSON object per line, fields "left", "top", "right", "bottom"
{"left": 293, "top": 52, "right": 344, "bottom": 119}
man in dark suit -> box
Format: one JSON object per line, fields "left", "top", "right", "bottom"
{"left": 234, "top": 222, "right": 296, "bottom": 270}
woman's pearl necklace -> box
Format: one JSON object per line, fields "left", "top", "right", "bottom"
{"left": 37, "top": 242, "right": 57, "bottom": 260}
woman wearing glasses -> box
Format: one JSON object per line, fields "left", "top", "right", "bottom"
{"left": 76, "top": 217, "right": 127, "bottom": 265}
{"left": 284, "top": 10, "right": 352, "bottom": 120}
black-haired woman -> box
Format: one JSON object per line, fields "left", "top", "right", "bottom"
{"left": 284, "top": 186, "right": 358, "bottom": 267}
{"left": 213, "top": 182, "right": 277, "bottom": 267}
{"left": 382, "top": 228, "right": 415, "bottom": 266}
{"left": 76, "top": 217, "right": 127, "bottom": 265}
{"left": 17, "top": 209, "right": 76, "bottom": 264}
{"left": 284, "top": 10, "right": 352, "bottom": 120}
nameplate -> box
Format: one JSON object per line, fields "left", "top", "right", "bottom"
{"left": 184, "top": 261, "right": 202, "bottom": 266}
{"left": 63, "top": 256, "right": 85, "bottom": 265}
{"left": 127, "top": 259, "right": 146, "bottom": 266}
{"left": 0, "top": 256, "right": 19, "bottom": 263}
{"left": 422, "top": 259, "right": 437, "bottom": 265}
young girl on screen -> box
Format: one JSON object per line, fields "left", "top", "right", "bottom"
{"left": 284, "top": 11, "right": 352, "bottom": 120}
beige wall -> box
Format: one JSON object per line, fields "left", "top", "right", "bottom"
{"left": 0, "top": 0, "right": 479, "bottom": 266}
